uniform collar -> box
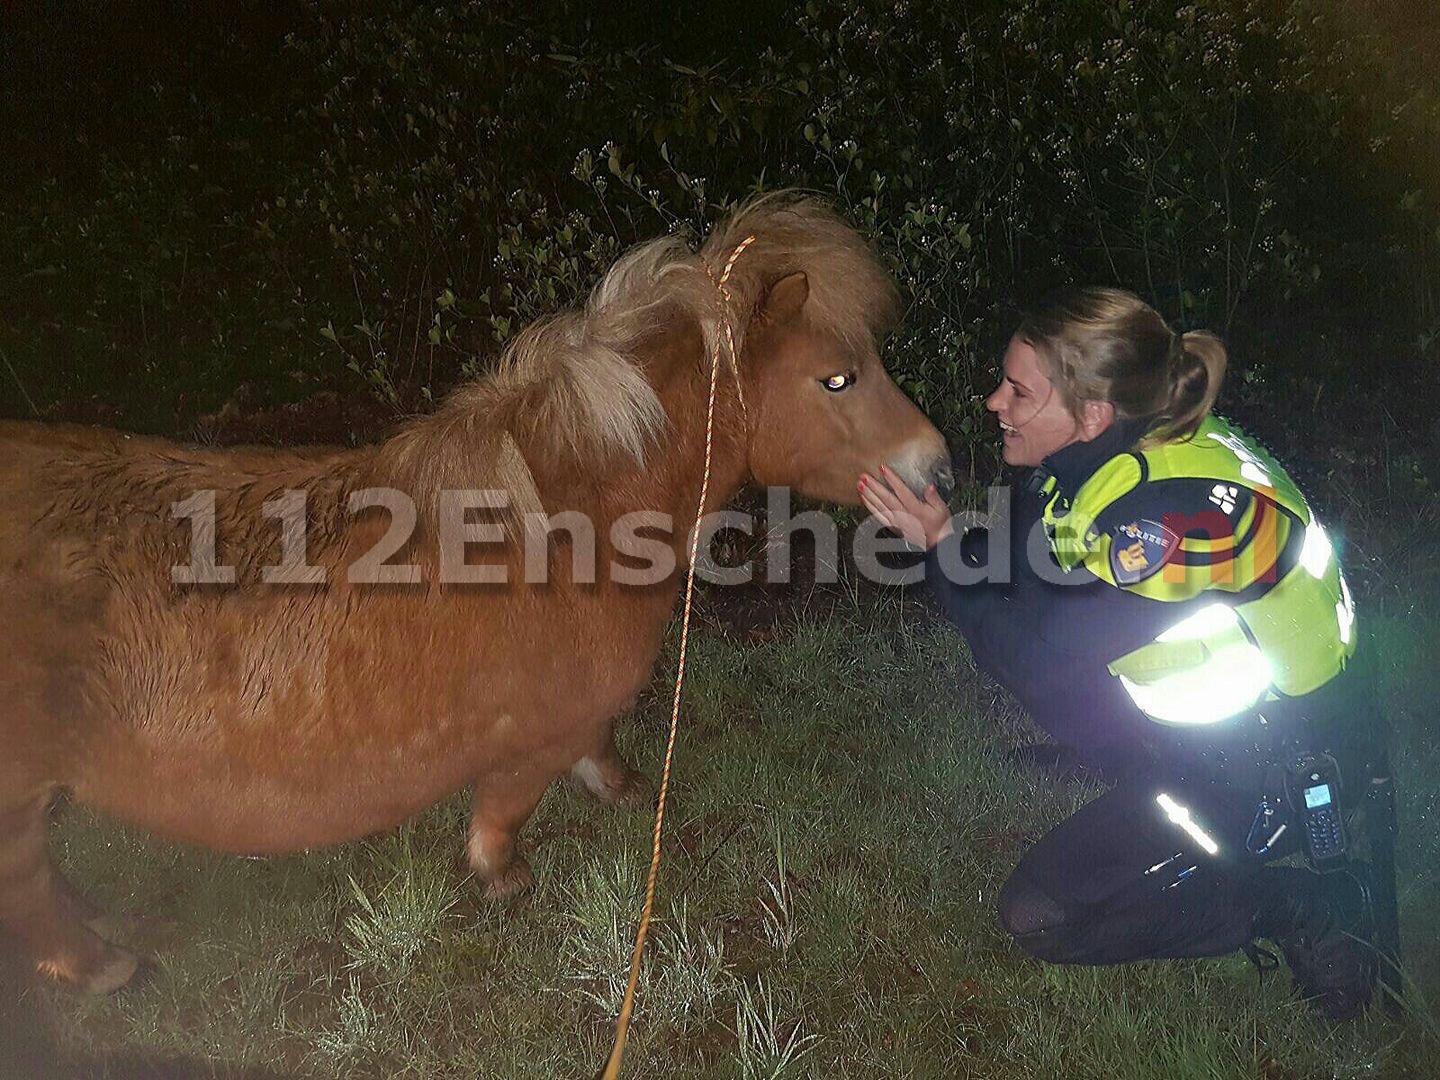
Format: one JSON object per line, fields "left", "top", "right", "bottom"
{"left": 1040, "top": 417, "right": 1152, "bottom": 501}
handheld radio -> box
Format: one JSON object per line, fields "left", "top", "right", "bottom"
{"left": 1285, "top": 751, "right": 1348, "bottom": 870}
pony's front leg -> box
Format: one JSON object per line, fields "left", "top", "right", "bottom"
{"left": 465, "top": 765, "right": 556, "bottom": 900}
{"left": 569, "top": 718, "right": 652, "bottom": 806}
{"left": 0, "top": 790, "right": 139, "bottom": 993}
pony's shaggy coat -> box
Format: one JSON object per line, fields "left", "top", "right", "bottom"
{"left": 0, "top": 194, "right": 945, "bottom": 993}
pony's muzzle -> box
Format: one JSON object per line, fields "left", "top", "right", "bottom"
{"left": 930, "top": 460, "right": 955, "bottom": 501}
{"left": 888, "top": 452, "right": 955, "bottom": 501}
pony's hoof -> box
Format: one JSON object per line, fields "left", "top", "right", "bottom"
{"left": 598, "top": 767, "right": 653, "bottom": 807}
{"left": 573, "top": 756, "right": 653, "bottom": 806}
{"left": 78, "top": 945, "right": 141, "bottom": 995}
{"left": 84, "top": 912, "right": 141, "bottom": 940}
{"left": 482, "top": 857, "right": 534, "bottom": 901}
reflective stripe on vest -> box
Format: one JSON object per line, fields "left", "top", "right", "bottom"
{"left": 1041, "top": 415, "right": 1357, "bottom": 725}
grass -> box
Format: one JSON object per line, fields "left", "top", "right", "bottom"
{"left": 22, "top": 591, "right": 1440, "bottom": 1079}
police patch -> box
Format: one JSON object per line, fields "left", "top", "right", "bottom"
{"left": 1110, "top": 519, "right": 1180, "bottom": 584}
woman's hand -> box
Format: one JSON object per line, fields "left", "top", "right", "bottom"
{"left": 858, "top": 465, "right": 955, "bottom": 551}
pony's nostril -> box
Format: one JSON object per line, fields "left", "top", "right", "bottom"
{"left": 932, "top": 461, "right": 955, "bottom": 500}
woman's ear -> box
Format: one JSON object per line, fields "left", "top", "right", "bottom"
{"left": 1078, "top": 399, "right": 1116, "bottom": 441}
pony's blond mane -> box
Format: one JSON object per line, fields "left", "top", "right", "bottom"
{"left": 377, "top": 193, "right": 897, "bottom": 518}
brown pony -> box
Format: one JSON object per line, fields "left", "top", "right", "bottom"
{"left": 0, "top": 195, "right": 951, "bottom": 992}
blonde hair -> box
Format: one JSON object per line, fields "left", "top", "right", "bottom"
{"left": 1017, "top": 286, "right": 1226, "bottom": 442}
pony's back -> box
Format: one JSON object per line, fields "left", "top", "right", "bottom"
{"left": 0, "top": 419, "right": 370, "bottom": 582}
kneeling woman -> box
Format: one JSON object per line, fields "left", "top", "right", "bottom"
{"left": 861, "top": 287, "right": 1382, "bottom": 1019}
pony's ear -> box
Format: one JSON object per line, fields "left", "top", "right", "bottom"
{"left": 758, "top": 271, "right": 809, "bottom": 322}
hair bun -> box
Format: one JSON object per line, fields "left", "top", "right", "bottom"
{"left": 1164, "top": 331, "right": 1227, "bottom": 437}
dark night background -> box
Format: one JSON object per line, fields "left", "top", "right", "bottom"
{"left": 2, "top": 2, "right": 1439, "bottom": 1077}
{"left": 3, "top": 0, "right": 1438, "bottom": 446}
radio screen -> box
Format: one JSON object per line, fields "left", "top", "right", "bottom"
{"left": 1304, "top": 783, "right": 1334, "bottom": 809}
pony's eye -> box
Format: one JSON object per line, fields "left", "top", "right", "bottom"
{"left": 821, "top": 372, "right": 857, "bottom": 392}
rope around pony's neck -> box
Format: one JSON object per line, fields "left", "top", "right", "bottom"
{"left": 702, "top": 242, "right": 752, "bottom": 424}
{"left": 599, "top": 233, "right": 756, "bottom": 1080}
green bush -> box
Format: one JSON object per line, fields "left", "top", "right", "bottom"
{"left": 2, "top": 0, "right": 1435, "bottom": 440}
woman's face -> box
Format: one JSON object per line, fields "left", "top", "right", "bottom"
{"left": 985, "top": 335, "right": 1088, "bottom": 467}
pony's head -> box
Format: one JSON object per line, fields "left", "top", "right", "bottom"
{"left": 407, "top": 195, "right": 952, "bottom": 522}
{"left": 705, "top": 196, "right": 952, "bottom": 505}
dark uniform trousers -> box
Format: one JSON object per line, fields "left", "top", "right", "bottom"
{"left": 991, "top": 663, "right": 1379, "bottom": 964}
{"left": 996, "top": 772, "right": 1291, "bottom": 963}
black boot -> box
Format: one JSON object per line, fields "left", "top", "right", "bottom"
{"left": 1252, "top": 865, "right": 1377, "bottom": 1021}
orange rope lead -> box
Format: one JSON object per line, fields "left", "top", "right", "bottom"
{"left": 703, "top": 234, "right": 757, "bottom": 420}
{"left": 599, "top": 235, "right": 755, "bottom": 1080}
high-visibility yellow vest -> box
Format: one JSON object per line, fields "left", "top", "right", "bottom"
{"left": 1040, "top": 415, "right": 1357, "bottom": 726}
